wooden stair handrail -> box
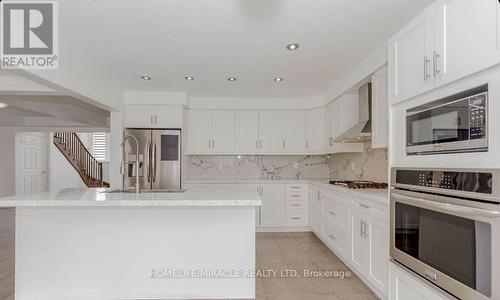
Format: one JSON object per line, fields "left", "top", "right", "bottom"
{"left": 53, "top": 132, "right": 106, "bottom": 188}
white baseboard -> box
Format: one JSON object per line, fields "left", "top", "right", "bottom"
{"left": 256, "top": 226, "right": 312, "bottom": 233}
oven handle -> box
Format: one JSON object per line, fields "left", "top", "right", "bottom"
{"left": 392, "top": 193, "right": 500, "bottom": 219}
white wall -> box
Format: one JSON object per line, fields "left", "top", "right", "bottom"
{"left": 49, "top": 139, "right": 87, "bottom": 191}
{"left": 0, "top": 128, "right": 16, "bottom": 197}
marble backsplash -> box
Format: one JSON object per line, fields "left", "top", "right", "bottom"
{"left": 187, "top": 144, "right": 388, "bottom": 182}
{"left": 329, "top": 145, "right": 388, "bottom": 182}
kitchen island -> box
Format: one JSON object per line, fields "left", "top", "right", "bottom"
{"left": 0, "top": 185, "right": 261, "bottom": 300}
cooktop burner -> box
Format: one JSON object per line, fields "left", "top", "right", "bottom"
{"left": 329, "top": 180, "right": 388, "bottom": 189}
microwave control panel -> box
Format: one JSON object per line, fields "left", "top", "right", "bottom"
{"left": 469, "top": 93, "right": 487, "bottom": 139}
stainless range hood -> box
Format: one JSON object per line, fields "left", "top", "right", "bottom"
{"left": 337, "top": 83, "right": 372, "bottom": 143}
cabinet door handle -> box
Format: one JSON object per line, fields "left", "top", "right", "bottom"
{"left": 291, "top": 217, "right": 301, "bottom": 220}
{"left": 364, "top": 222, "right": 368, "bottom": 239}
{"left": 208, "top": 140, "right": 211, "bottom": 149}
{"left": 329, "top": 211, "right": 335, "bottom": 216}
{"left": 424, "top": 56, "right": 431, "bottom": 81}
{"left": 359, "top": 204, "right": 370, "bottom": 209}
{"left": 328, "top": 234, "right": 336, "bottom": 240}
{"left": 150, "top": 114, "right": 154, "bottom": 125}
{"left": 291, "top": 204, "right": 301, "bottom": 207}
{"left": 259, "top": 140, "right": 262, "bottom": 149}
{"left": 360, "top": 220, "right": 364, "bottom": 237}
{"left": 433, "top": 51, "right": 440, "bottom": 76}
{"left": 155, "top": 114, "right": 158, "bottom": 125}
{"left": 212, "top": 140, "right": 215, "bottom": 149}
{"left": 306, "top": 140, "right": 309, "bottom": 149}
{"left": 291, "top": 195, "right": 301, "bottom": 198}
{"left": 282, "top": 140, "right": 286, "bottom": 149}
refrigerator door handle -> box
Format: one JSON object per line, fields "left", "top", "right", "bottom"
{"left": 153, "top": 141, "right": 157, "bottom": 183}
{"left": 147, "top": 139, "right": 152, "bottom": 183}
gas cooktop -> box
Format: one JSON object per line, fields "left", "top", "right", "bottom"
{"left": 329, "top": 180, "right": 388, "bottom": 189}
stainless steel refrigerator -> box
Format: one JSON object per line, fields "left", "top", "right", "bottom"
{"left": 123, "top": 129, "right": 181, "bottom": 191}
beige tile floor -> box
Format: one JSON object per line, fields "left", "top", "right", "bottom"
{"left": 256, "top": 232, "right": 379, "bottom": 300}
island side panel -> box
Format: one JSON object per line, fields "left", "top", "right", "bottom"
{"left": 0, "top": 208, "right": 15, "bottom": 300}
{"left": 15, "top": 206, "right": 255, "bottom": 300}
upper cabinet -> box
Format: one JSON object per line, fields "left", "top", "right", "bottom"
{"left": 124, "top": 105, "right": 183, "bottom": 128}
{"left": 338, "top": 94, "right": 359, "bottom": 136}
{"left": 389, "top": 0, "right": 500, "bottom": 104}
{"left": 235, "top": 111, "right": 260, "bottom": 153}
{"left": 259, "top": 111, "right": 283, "bottom": 154}
{"left": 186, "top": 110, "right": 235, "bottom": 154}
{"left": 282, "top": 111, "right": 306, "bottom": 154}
{"left": 371, "top": 66, "right": 389, "bottom": 149}
{"left": 434, "top": 0, "right": 500, "bottom": 87}
{"left": 388, "top": 7, "right": 435, "bottom": 104}
{"left": 305, "top": 108, "right": 325, "bottom": 154}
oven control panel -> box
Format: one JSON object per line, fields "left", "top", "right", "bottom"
{"left": 469, "top": 93, "right": 487, "bottom": 139}
{"left": 396, "top": 169, "right": 492, "bottom": 194}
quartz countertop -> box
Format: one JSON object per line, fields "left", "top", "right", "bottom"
{"left": 0, "top": 185, "right": 261, "bottom": 208}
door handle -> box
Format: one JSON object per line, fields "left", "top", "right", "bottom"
{"left": 433, "top": 51, "right": 440, "bottom": 76}
{"left": 306, "top": 140, "right": 309, "bottom": 149}
{"left": 151, "top": 114, "right": 154, "bottom": 125}
{"left": 360, "top": 220, "right": 364, "bottom": 237}
{"left": 147, "top": 140, "right": 152, "bottom": 183}
{"left": 424, "top": 56, "right": 431, "bottom": 81}
{"left": 153, "top": 142, "right": 157, "bottom": 183}
{"left": 259, "top": 140, "right": 262, "bottom": 149}
{"left": 155, "top": 114, "right": 158, "bottom": 125}
{"left": 282, "top": 140, "right": 286, "bottom": 149}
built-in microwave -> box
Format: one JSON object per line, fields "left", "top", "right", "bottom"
{"left": 406, "top": 85, "right": 488, "bottom": 155}
{"left": 390, "top": 168, "right": 500, "bottom": 300}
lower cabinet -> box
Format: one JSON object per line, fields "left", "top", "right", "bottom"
{"left": 312, "top": 185, "right": 389, "bottom": 299}
{"left": 261, "top": 183, "right": 285, "bottom": 226}
{"left": 390, "top": 262, "right": 453, "bottom": 300}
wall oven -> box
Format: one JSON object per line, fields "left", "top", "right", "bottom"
{"left": 390, "top": 168, "right": 500, "bottom": 300}
{"left": 406, "top": 85, "right": 488, "bottom": 155}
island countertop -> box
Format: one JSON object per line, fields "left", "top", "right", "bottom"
{"left": 0, "top": 184, "right": 262, "bottom": 207}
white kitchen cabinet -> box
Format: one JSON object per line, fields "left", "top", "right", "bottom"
{"left": 325, "top": 102, "right": 334, "bottom": 152}
{"left": 260, "top": 183, "right": 285, "bottom": 227}
{"left": 186, "top": 110, "right": 235, "bottom": 154}
{"left": 390, "top": 262, "right": 452, "bottom": 300}
{"left": 154, "top": 105, "right": 183, "bottom": 128}
{"left": 124, "top": 105, "right": 183, "bottom": 128}
{"left": 306, "top": 108, "right": 325, "bottom": 153}
{"left": 388, "top": 6, "right": 435, "bottom": 104}
{"left": 186, "top": 110, "right": 213, "bottom": 154}
{"left": 212, "top": 111, "right": 235, "bottom": 154}
{"left": 282, "top": 111, "right": 306, "bottom": 153}
{"left": 259, "top": 111, "right": 282, "bottom": 154}
{"left": 309, "top": 184, "right": 321, "bottom": 234}
{"left": 389, "top": 0, "right": 500, "bottom": 104}
{"left": 371, "top": 66, "right": 389, "bottom": 148}
{"left": 332, "top": 100, "right": 342, "bottom": 141}
{"left": 236, "top": 183, "right": 261, "bottom": 227}
{"left": 434, "top": 0, "right": 500, "bottom": 87}
{"left": 351, "top": 210, "right": 367, "bottom": 271}
{"left": 235, "top": 111, "right": 260, "bottom": 153}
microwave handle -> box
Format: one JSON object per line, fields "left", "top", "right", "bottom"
{"left": 392, "top": 193, "right": 500, "bottom": 219}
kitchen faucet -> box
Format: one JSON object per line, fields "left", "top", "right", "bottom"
{"left": 121, "top": 135, "right": 140, "bottom": 194}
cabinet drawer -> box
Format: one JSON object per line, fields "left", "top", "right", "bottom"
{"left": 323, "top": 200, "right": 349, "bottom": 234}
{"left": 319, "top": 190, "right": 348, "bottom": 206}
{"left": 286, "top": 211, "right": 308, "bottom": 227}
{"left": 286, "top": 200, "right": 307, "bottom": 211}
{"left": 324, "top": 223, "right": 349, "bottom": 259}
{"left": 286, "top": 191, "right": 306, "bottom": 201}
{"left": 351, "top": 198, "right": 387, "bottom": 222}
{"left": 286, "top": 183, "right": 307, "bottom": 193}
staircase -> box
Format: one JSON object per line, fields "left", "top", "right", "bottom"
{"left": 53, "top": 132, "right": 110, "bottom": 188}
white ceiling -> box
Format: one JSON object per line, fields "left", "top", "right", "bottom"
{"left": 58, "top": 0, "right": 434, "bottom": 98}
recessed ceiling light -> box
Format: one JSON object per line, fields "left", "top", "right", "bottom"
{"left": 185, "top": 76, "right": 194, "bottom": 81}
{"left": 141, "top": 75, "right": 152, "bottom": 80}
{"left": 227, "top": 77, "right": 237, "bottom": 82}
{"left": 286, "top": 43, "right": 299, "bottom": 50}
{"left": 274, "top": 78, "right": 284, "bottom": 82}
{"left": 0, "top": 103, "right": 8, "bottom": 108}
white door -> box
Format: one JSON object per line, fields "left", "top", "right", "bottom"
{"left": 16, "top": 133, "right": 48, "bottom": 195}
{"left": 366, "top": 215, "right": 389, "bottom": 295}
{"left": 261, "top": 183, "right": 285, "bottom": 227}
{"left": 236, "top": 111, "right": 260, "bottom": 153}
{"left": 186, "top": 110, "right": 212, "bottom": 154}
{"left": 306, "top": 108, "right": 325, "bottom": 153}
{"left": 212, "top": 111, "right": 235, "bottom": 154}
{"left": 282, "top": 111, "right": 306, "bottom": 153}
{"left": 154, "top": 105, "right": 183, "bottom": 128}
{"left": 389, "top": 6, "right": 435, "bottom": 104}
{"left": 124, "top": 105, "right": 155, "bottom": 128}
{"left": 435, "top": 0, "right": 500, "bottom": 87}
{"left": 259, "top": 111, "right": 282, "bottom": 154}
{"left": 351, "top": 210, "right": 367, "bottom": 272}
{"left": 371, "top": 66, "right": 389, "bottom": 148}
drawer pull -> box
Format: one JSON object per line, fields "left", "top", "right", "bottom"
{"left": 291, "top": 186, "right": 301, "bottom": 189}
{"left": 291, "top": 217, "right": 302, "bottom": 220}
{"left": 291, "top": 195, "right": 302, "bottom": 198}
{"left": 329, "top": 211, "right": 336, "bottom": 216}
{"left": 359, "top": 204, "right": 370, "bottom": 209}
{"left": 291, "top": 204, "right": 301, "bottom": 207}
{"left": 328, "top": 234, "right": 336, "bottom": 240}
